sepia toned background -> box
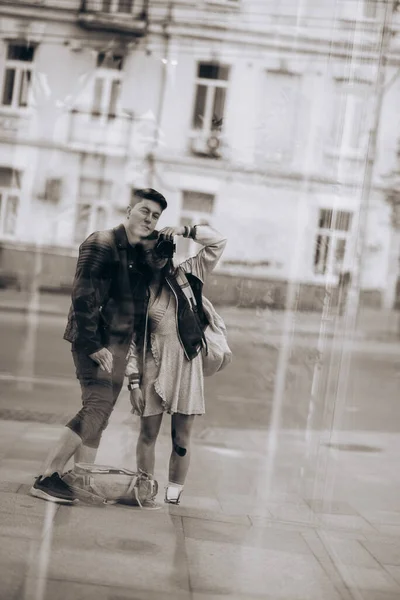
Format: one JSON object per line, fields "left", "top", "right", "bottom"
{"left": 0, "top": 1, "right": 400, "bottom": 599}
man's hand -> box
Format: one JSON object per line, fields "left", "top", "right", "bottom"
{"left": 89, "top": 348, "right": 113, "bottom": 373}
{"left": 130, "top": 388, "right": 145, "bottom": 415}
{"left": 159, "top": 226, "right": 185, "bottom": 237}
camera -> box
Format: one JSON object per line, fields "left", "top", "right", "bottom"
{"left": 154, "top": 233, "right": 176, "bottom": 259}
{"left": 141, "top": 231, "right": 176, "bottom": 259}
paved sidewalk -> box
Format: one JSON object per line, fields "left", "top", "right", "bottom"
{"left": 1, "top": 289, "right": 400, "bottom": 343}
{"left": 0, "top": 390, "right": 399, "bottom": 600}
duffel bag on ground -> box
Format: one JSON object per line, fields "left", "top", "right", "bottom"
{"left": 62, "top": 463, "right": 158, "bottom": 507}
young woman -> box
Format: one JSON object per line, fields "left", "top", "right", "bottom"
{"left": 125, "top": 224, "right": 227, "bottom": 508}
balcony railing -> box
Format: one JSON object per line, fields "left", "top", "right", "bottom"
{"left": 68, "top": 110, "right": 133, "bottom": 153}
{"left": 0, "top": 109, "right": 32, "bottom": 142}
{"left": 78, "top": 0, "right": 148, "bottom": 36}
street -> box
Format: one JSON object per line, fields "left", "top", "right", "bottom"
{"left": 1, "top": 307, "right": 400, "bottom": 599}
{"left": 1, "top": 308, "right": 399, "bottom": 435}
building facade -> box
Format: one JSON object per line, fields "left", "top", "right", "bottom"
{"left": 0, "top": 0, "right": 399, "bottom": 309}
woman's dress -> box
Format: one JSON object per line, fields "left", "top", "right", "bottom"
{"left": 139, "top": 282, "right": 205, "bottom": 417}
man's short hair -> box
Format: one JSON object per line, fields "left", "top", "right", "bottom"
{"left": 130, "top": 188, "right": 167, "bottom": 211}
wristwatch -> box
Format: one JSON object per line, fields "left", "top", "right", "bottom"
{"left": 182, "top": 225, "right": 197, "bottom": 239}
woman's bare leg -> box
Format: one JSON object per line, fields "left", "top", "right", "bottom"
{"left": 168, "top": 414, "right": 195, "bottom": 485}
{"left": 136, "top": 414, "right": 163, "bottom": 475}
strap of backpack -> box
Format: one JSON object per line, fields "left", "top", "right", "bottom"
{"left": 67, "top": 477, "right": 108, "bottom": 506}
{"left": 174, "top": 267, "right": 198, "bottom": 311}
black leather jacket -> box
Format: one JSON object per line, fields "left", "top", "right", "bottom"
{"left": 63, "top": 224, "right": 149, "bottom": 355}
{"left": 125, "top": 225, "right": 227, "bottom": 378}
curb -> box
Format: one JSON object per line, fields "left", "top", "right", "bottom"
{"left": 0, "top": 304, "right": 66, "bottom": 318}
{"left": 0, "top": 302, "right": 339, "bottom": 337}
{"left": 1, "top": 302, "right": 398, "bottom": 345}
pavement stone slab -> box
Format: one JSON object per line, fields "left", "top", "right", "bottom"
{"left": 17, "top": 483, "right": 32, "bottom": 495}
{"left": 361, "top": 540, "right": 400, "bottom": 566}
{"left": 0, "top": 512, "right": 48, "bottom": 541}
{"left": 174, "top": 495, "right": 222, "bottom": 512}
{"left": 317, "top": 514, "right": 378, "bottom": 534}
{"left": 371, "top": 525, "right": 400, "bottom": 537}
{"left": 356, "top": 592, "right": 400, "bottom": 600}
{"left": 337, "top": 565, "right": 400, "bottom": 593}
{"left": 302, "top": 530, "right": 339, "bottom": 561}
{"left": 44, "top": 546, "right": 189, "bottom": 593}
{"left": 0, "top": 537, "right": 32, "bottom": 600}
{"left": 317, "top": 529, "right": 369, "bottom": 541}
{"left": 358, "top": 509, "right": 400, "bottom": 527}
{"left": 185, "top": 538, "right": 344, "bottom": 599}
{"left": 192, "top": 595, "right": 299, "bottom": 600}
{"left": 384, "top": 565, "right": 400, "bottom": 586}
{"left": 264, "top": 502, "right": 318, "bottom": 525}
{"left": 183, "top": 517, "right": 313, "bottom": 554}
{"left": 253, "top": 491, "right": 309, "bottom": 505}
{"left": 363, "top": 532, "right": 400, "bottom": 546}
{"left": 299, "top": 531, "right": 355, "bottom": 600}
{"left": 0, "top": 480, "right": 21, "bottom": 493}
{"left": 50, "top": 503, "right": 180, "bottom": 550}
{"left": 21, "top": 578, "right": 192, "bottom": 600}
{"left": 31, "top": 507, "right": 191, "bottom": 595}
{"left": 304, "top": 499, "right": 359, "bottom": 516}
{"left": 0, "top": 491, "right": 55, "bottom": 517}
{"left": 248, "top": 516, "right": 318, "bottom": 533}
{"left": 167, "top": 504, "right": 252, "bottom": 526}
{"left": 321, "top": 536, "right": 382, "bottom": 568}
{"left": 217, "top": 498, "right": 273, "bottom": 518}
{"left": 0, "top": 417, "right": 400, "bottom": 599}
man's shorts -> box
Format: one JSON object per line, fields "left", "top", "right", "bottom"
{"left": 66, "top": 346, "right": 128, "bottom": 448}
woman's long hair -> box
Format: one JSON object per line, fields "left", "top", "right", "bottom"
{"left": 153, "top": 258, "right": 178, "bottom": 298}
{"left": 136, "top": 244, "right": 178, "bottom": 297}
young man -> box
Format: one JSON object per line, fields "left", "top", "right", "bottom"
{"left": 30, "top": 188, "right": 167, "bottom": 504}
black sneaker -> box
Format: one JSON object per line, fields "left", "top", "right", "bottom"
{"left": 30, "top": 473, "right": 77, "bottom": 505}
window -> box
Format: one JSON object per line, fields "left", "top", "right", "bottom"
{"left": 0, "top": 167, "right": 21, "bottom": 238}
{"left": 178, "top": 191, "right": 215, "bottom": 256}
{"left": 255, "top": 70, "right": 300, "bottom": 163}
{"left": 1, "top": 43, "right": 35, "bottom": 109}
{"left": 363, "top": 0, "right": 377, "bottom": 19}
{"left": 91, "top": 53, "right": 124, "bottom": 121}
{"left": 192, "top": 62, "right": 229, "bottom": 134}
{"left": 44, "top": 178, "right": 62, "bottom": 203}
{"left": 314, "top": 209, "right": 353, "bottom": 276}
{"left": 74, "top": 178, "right": 111, "bottom": 243}
{"left": 100, "top": 0, "right": 133, "bottom": 13}
{"left": 331, "top": 80, "right": 370, "bottom": 151}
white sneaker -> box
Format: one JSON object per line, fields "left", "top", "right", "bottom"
{"left": 164, "top": 484, "right": 183, "bottom": 505}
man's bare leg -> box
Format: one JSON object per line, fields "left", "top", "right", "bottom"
{"left": 42, "top": 428, "right": 82, "bottom": 476}
{"left": 74, "top": 444, "right": 97, "bottom": 465}
{"left": 30, "top": 428, "right": 82, "bottom": 504}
